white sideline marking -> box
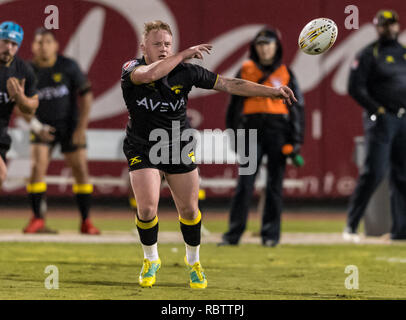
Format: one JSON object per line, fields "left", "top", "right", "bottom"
{"left": 376, "top": 257, "right": 406, "bottom": 263}
{"left": 0, "top": 231, "right": 403, "bottom": 245}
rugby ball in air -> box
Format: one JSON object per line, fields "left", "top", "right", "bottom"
{"left": 298, "top": 18, "right": 338, "bottom": 55}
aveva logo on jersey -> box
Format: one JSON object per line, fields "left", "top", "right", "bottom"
{"left": 136, "top": 97, "right": 186, "bottom": 112}
{"left": 37, "top": 84, "right": 69, "bottom": 100}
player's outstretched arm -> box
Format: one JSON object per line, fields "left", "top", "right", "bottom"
{"left": 213, "top": 75, "right": 297, "bottom": 106}
{"left": 130, "top": 44, "right": 212, "bottom": 84}
{"left": 6, "top": 77, "right": 39, "bottom": 115}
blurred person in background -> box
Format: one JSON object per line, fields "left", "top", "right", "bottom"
{"left": 121, "top": 20, "right": 297, "bottom": 289}
{"left": 344, "top": 10, "right": 406, "bottom": 241}
{"left": 0, "top": 21, "right": 38, "bottom": 189}
{"left": 219, "top": 27, "right": 305, "bottom": 248}
{"left": 21, "top": 28, "right": 100, "bottom": 235}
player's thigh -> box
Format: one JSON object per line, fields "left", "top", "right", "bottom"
{"left": 0, "top": 156, "right": 7, "bottom": 186}
{"left": 64, "top": 148, "right": 89, "bottom": 183}
{"left": 164, "top": 168, "right": 200, "bottom": 219}
{"left": 30, "top": 144, "right": 51, "bottom": 182}
{"left": 130, "top": 168, "right": 162, "bottom": 220}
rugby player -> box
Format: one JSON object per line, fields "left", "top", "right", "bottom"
{"left": 21, "top": 28, "right": 100, "bottom": 235}
{"left": 0, "top": 21, "right": 38, "bottom": 189}
{"left": 121, "top": 20, "right": 296, "bottom": 289}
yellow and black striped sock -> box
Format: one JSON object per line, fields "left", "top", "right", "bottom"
{"left": 135, "top": 215, "right": 159, "bottom": 245}
{"left": 179, "top": 210, "right": 202, "bottom": 246}
{"left": 27, "top": 182, "right": 47, "bottom": 219}
{"left": 73, "top": 184, "right": 93, "bottom": 221}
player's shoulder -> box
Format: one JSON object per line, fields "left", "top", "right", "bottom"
{"left": 121, "top": 58, "right": 145, "bottom": 80}
{"left": 396, "top": 42, "right": 406, "bottom": 52}
{"left": 122, "top": 58, "right": 143, "bottom": 71}
{"left": 12, "top": 55, "right": 28, "bottom": 68}
{"left": 177, "top": 61, "right": 198, "bottom": 71}
{"left": 56, "top": 55, "right": 81, "bottom": 70}
{"left": 178, "top": 62, "right": 211, "bottom": 74}
{"left": 357, "top": 41, "right": 378, "bottom": 59}
{"left": 12, "top": 56, "right": 35, "bottom": 75}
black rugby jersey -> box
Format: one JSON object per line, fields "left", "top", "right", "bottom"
{"left": 30, "top": 55, "right": 90, "bottom": 125}
{"left": 121, "top": 57, "right": 218, "bottom": 146}
{"left": 0, "top": 56, "right": 37, "bottom": 148}
{"left": 349, "top": 39, "right": 406, "bottom": 115}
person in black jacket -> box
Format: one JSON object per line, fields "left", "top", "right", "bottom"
{"left": 219, "top": 27, "right": 305, "bottom": 247}
{"left": 344, "top": 10, "right": 406, "bottom": 241}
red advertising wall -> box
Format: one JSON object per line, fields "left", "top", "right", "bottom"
{"left": 1, "top": 0, "right": 405, "bottom": 199}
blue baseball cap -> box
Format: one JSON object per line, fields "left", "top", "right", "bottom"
{"left": 0, "top": 21, "right": 24, "bottom": 47}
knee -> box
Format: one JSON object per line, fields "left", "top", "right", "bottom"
{"left": 137, "top": 205, "right": 158, "bottom": 221}
{"left": 71, "top": 163, "right": 89, "bottom": 182}
{"left": 31, "top": 160, "right": 47, "bottom": 177}
{"left": 178, "top": 205, "right": 199, "bottom": 220}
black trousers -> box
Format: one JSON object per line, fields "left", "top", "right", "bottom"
{"left": 347, "top": 112, "right": 406, "bottom": 239}
{"left": 223, "top": 114, "right": 289, "bottom": 244}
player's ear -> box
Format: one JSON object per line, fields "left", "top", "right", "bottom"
{"left": 140, "top": 42, "right": 146, "bottom": 55}
{"left": 31, "top": 41, "right": 37, "bottom": 56}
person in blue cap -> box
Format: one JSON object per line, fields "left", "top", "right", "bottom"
{"left": 0, "top": 21, "right": 38, "bottom": 189}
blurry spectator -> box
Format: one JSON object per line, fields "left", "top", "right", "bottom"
{"left": 344, "top": 10, "right": 406, "bottom": 241}
{"left": 21, "top": 28, "right": 100, "bottom": 235}
{"left": 219, "top": 27, "right": 305, "bottom": 247}
{"left": 0, "top": 21, "right": 38, "bottom": 189}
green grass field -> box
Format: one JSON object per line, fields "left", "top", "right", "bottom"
{"left": 1, "top": 242, "right": 405, "bottom": 300}
{"left": 1, "top": 212, "right": 404, "bottom": 300}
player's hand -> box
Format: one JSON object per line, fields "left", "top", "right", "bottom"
{"left": 271, "top": 86, "right": 297, "bottom": 106}
{"left": 181, "top": 44, "right": 212, "bottom": 61}
{"left": 72, "top": 128, "right": 86, "bottom": 147}
{"left": 6, "top": 77, "right": 25, "bottom": 101}
{"left": 38, "top": 125, "right": 56, "bottom": 143}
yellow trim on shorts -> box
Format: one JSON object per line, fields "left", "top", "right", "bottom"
{"left": 72, "top": 184, "right": 94, "bottom": 194}
{"left": 135, "top": 215, "right": 158, "bottom": 229}
{"left": 179, "top": 210, "right": 201, "bottom": 226}
{"left": 26, "top": 182, "right": 47, "bottom": 193}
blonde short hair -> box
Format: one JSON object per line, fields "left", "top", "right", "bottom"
{"left": 143, "top": 20, "right": 172, "bottom": 39}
